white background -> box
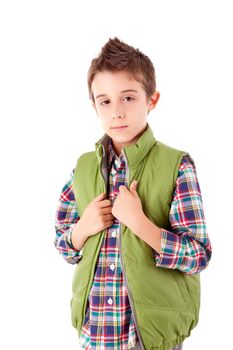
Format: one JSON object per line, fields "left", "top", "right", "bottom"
{"left": 0, "top": 1, "right": 232, "bottom": 349}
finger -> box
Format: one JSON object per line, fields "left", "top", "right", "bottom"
{"left": 104, "top": 220, "right": 114, "bottom": 229}
{"left": 101, "top": 206, "right": 113, "bottom": 214}
{"left": 130, "top": 180, "right": 137, "bottom": 188}
{"left": 130, "top": 180, "right": 138, "bottom": 194}
{"left": 103, "top": 214, "right": 115, "bottom": 221}
{"left": 93, "top": 192, "right": 106, "bottom": 202}
{"left": 99, "top": 199, "right": 112, "bottom": 208}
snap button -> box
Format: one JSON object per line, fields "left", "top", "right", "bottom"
{"left": 107, "top": 298, "right": 113, "bottom": 305}
{"left": 110, "top": 263, "right": 115, "bottom": 271}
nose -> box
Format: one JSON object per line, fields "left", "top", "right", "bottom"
{"left": 112, "top": 101, "right": 126, "bottom": 119}
{"left": 113, "top": 113, "right": 125, "bottom": 119}
{"left": 113, "top": 109, "right": 125, "bottom": 119}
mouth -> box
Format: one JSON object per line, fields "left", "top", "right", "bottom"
{"left": 110, "top": 126, "right": 128, "bottom": 130}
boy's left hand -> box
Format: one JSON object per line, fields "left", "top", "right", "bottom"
{"left": 111, "top": 180, "right": 144, "bottom": 229}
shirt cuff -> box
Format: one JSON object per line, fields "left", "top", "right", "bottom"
{"left": 67, "top": 224, "right": 78, "bottom": 250}
{"left": 154, "top": 228, "right": 186, "bottom": 269}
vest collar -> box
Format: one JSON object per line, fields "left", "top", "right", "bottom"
{"left": 95, "top": 123, "right": 157, "bottom": 169}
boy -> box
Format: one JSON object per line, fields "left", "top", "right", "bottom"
{"left": 54, "top": 37, "right": 212, "bottom": 350}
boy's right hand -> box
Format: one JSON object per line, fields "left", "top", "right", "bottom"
{"left": 79, "top": 192, "right": 115, "bottom": 237}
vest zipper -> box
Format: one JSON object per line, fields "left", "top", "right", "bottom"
{"left": 99, "top": 146, "right": 145, "bottom": 350}
{"left": 82, "top": 150, "right": 107, "bottom": 328}
{"left": 119, "top": 150, "right": 145, "bottom": 350}
{"left": 99, "top": 146, "right": 106, "bottom": 192}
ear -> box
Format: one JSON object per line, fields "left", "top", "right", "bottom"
{"left": 148, "top": 91, "right": 160, "bottom": 113}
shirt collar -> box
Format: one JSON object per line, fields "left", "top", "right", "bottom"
{"left": 108, "top": 138, "right": 125, "bottom": 167}
{"left": 95, "top": 123, "right": 157, "bottom": 169}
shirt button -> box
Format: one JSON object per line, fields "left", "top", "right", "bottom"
{"left": 114, "top": 159, "right": 120, "bottom": 167}
{"left": 110, "top": 263, "right": 115, "bottom": 271}
{"left": 111, "top": 231, "right": 116, "bottom": 237}
{"left": 108, "top": 298, "right": 113, "bottom": 305}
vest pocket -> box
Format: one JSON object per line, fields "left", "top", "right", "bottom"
{"left": 169, "top": 270, "right": 193, "bottom": 308}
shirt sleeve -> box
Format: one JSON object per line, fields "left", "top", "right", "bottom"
{"left": 54, "top": 169, "right": 83, "bottom": 264}
{"left": 154, "top": 154, "right": 212, "bottom": 274}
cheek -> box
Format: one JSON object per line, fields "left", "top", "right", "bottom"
{"left": 97, "top": 108, "right": 108, "bottom": 119}
{"left": 99, "top": 117, "right": 109, "bottom": 129}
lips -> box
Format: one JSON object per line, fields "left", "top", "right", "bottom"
{"left": 111, "top": 126, "right": 128, "bottom": 129}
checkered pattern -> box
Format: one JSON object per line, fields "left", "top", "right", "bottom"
{"left": 54, "top": 138, "right": 212, "bottom": 349}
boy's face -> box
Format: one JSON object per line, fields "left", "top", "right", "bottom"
{"left": 91, "top": 70, "right": 160, "bottom": 156}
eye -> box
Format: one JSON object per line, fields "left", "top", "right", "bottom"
{"left": 100, "top": 99, "right": 110, "bottom": 106}
{"left": 123, "top": 96, "right": 134, "bottom": 102}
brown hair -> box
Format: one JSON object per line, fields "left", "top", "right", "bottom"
{"left": 87, "top": 37, "right": 156, "bottom": 102}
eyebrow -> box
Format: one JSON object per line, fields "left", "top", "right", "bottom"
{"left": 95, "top": 89, "right": 139, "bottom": 100}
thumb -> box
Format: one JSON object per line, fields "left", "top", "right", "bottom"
{"left": 130, "top": 180, "right": 138, "bottom": 195}
{"left": 94, "top": 192, "right": 106, "bottom": 202}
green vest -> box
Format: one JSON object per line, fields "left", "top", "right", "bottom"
{"left": 71, "top": 123, "right": 200, "bottom": 350}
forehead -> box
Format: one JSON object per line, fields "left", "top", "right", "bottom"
{"left": 91, "top": 70, "right": 144, "bottom": 95}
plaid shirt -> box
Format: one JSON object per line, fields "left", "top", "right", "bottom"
{"left": 54, "top": 138, "right": 212, "bottom": 350}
